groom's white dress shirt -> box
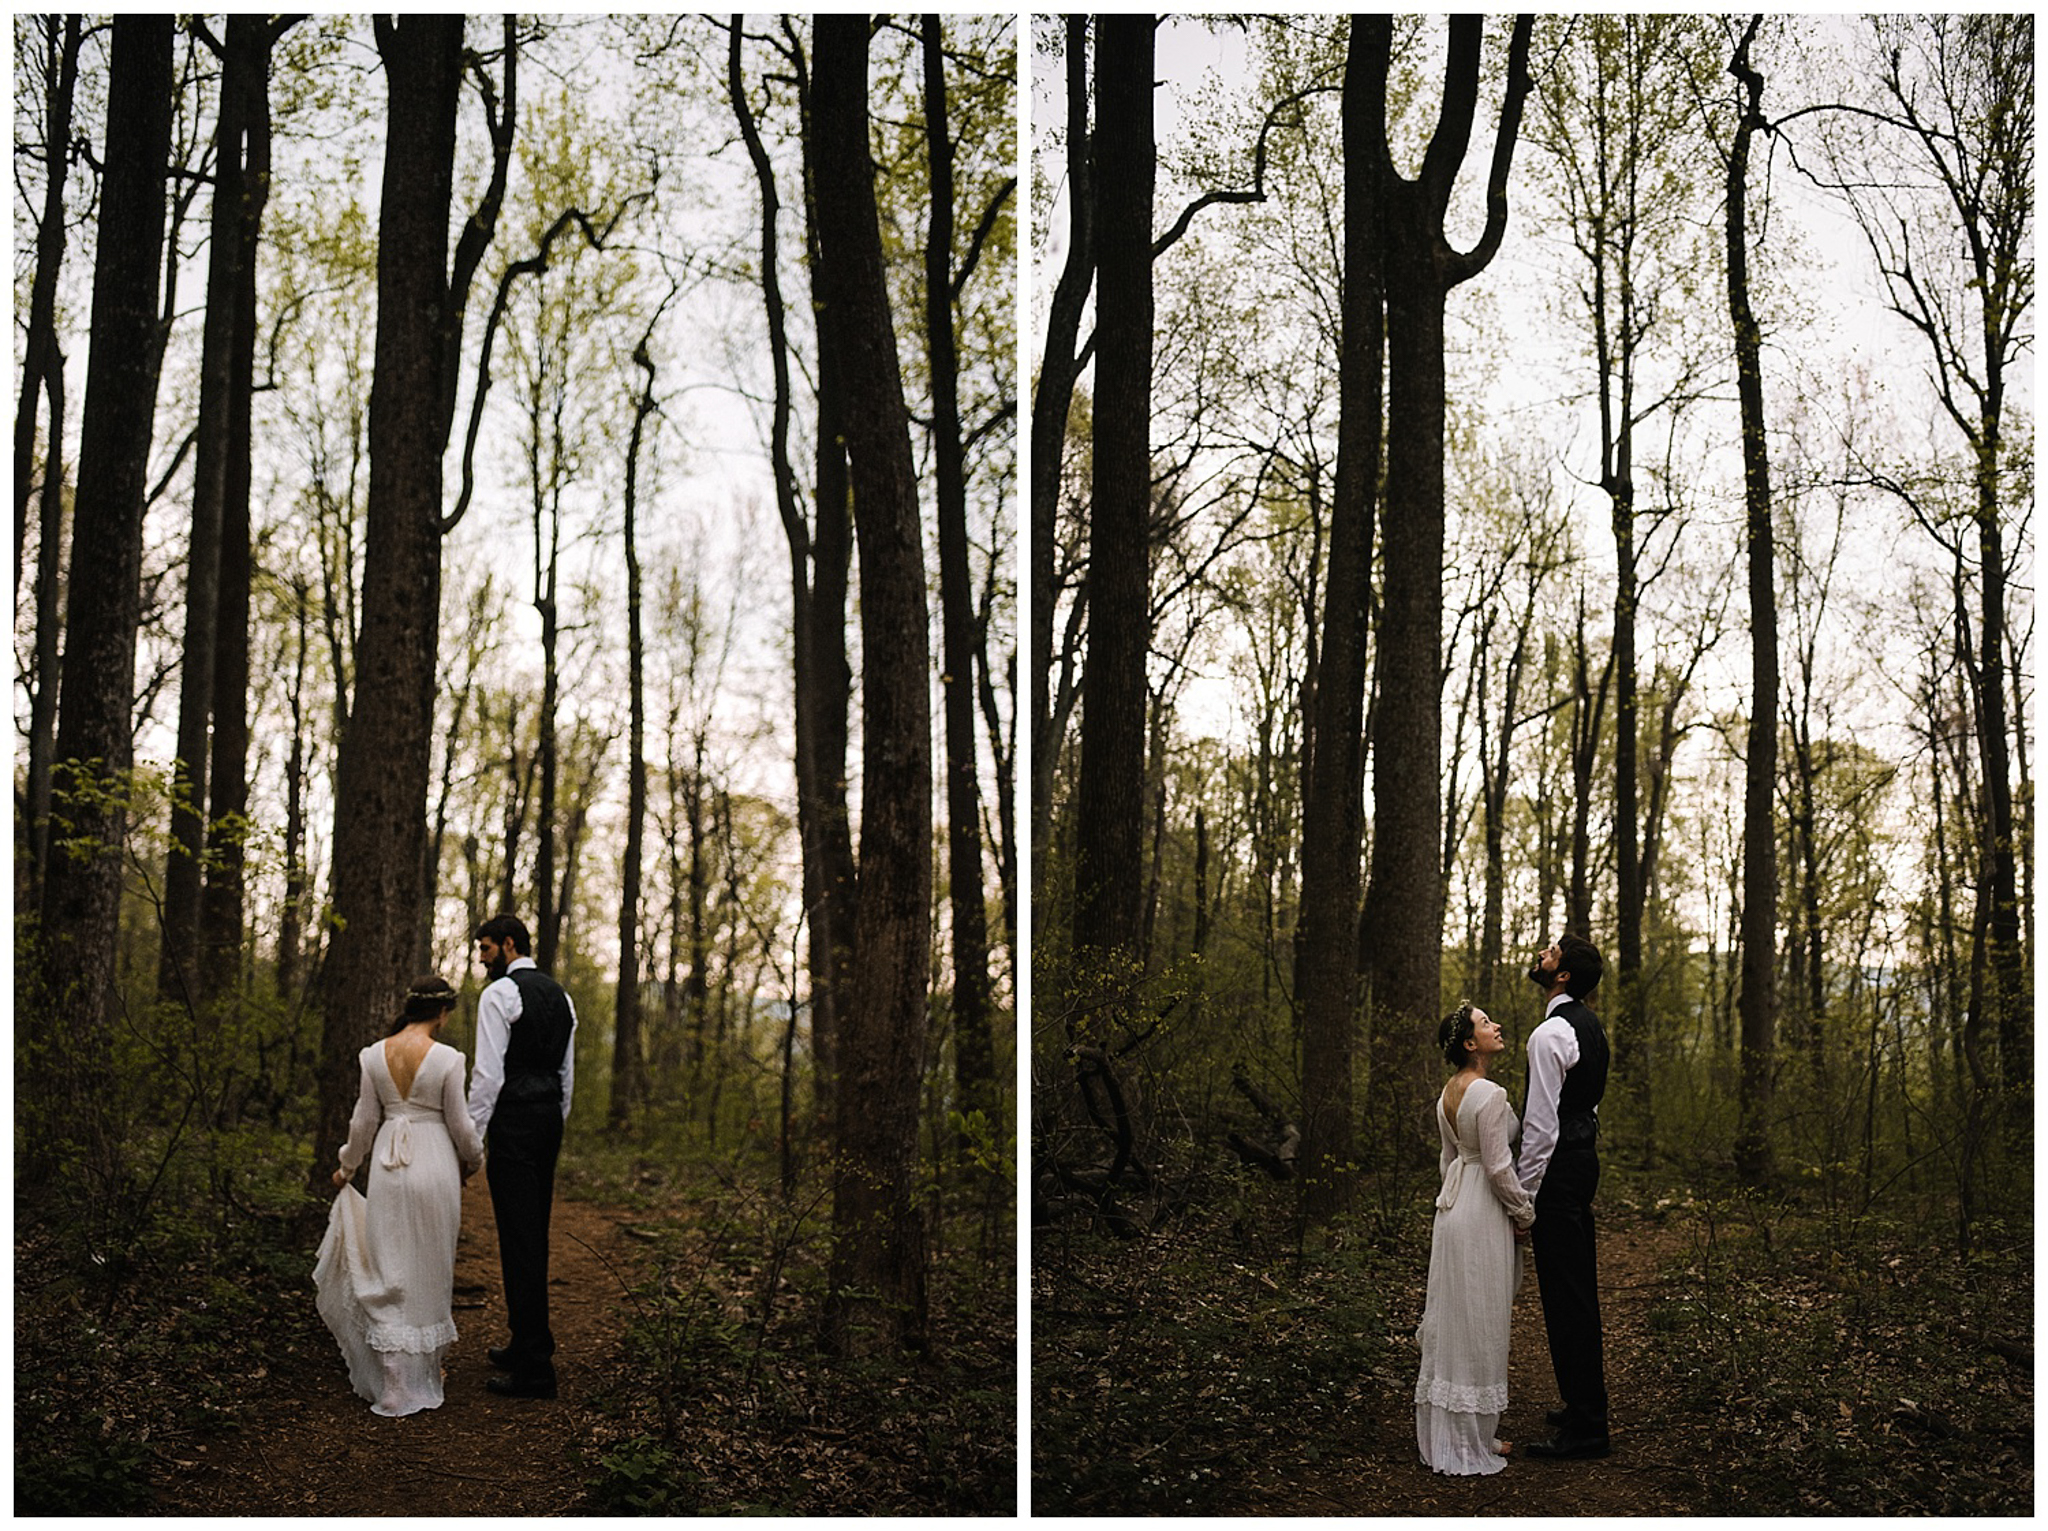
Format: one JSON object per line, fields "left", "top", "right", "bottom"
{"left": 1517, "top": 991, "right": 1580, "bottom": 1198}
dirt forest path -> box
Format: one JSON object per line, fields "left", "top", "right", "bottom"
{"left": 157, "top": 1179, "right": 648, "bottom": 1516}
{"left": 1226, "top": 1214, "right": 1707, "bottom": 1516}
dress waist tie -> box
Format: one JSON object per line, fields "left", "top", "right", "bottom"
{"left": 380, "top": 1117, "right": 413, "bottom": 1170}
{"left": 1436, "top": 1149, "right": 1481, "bottom": 1212}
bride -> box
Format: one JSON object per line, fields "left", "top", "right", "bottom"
{"left": 1414, "top": 1002, "right": 1535, "bottom": 1474}
{"left": 314, "top": 975, "right": 485, "bottom": 1416}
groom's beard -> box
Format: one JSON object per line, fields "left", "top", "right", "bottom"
{"left": 487, "top": 957, "right": 510, "bottom": 981}
{"left": 1527, "top": 961, "right": 1551, "bottom": 990}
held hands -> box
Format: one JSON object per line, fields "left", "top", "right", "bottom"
{"left": 1512, "top": 1223, "right": 1532, "bottom": 1242}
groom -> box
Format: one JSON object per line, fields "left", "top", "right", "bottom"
{"left": 471, "top": 914, "right": 577, "bottom": 1400}
{"left": 1518, "top": 932, "right": 1611, "bottom": 1459}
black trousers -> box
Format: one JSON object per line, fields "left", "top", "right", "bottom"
{"left": 1530, "top": 1145, "right": 1608, "bottom": 1434}
{"left": 486, "top": 1100, "right": 563, "bottom": 1381}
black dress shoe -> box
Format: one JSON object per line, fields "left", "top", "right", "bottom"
{"left": 486, "top": 1373, "right": 558, "bottom": 1400}
{"left": 487, "top": 1345, "right": 515, "bottom": 1370}
{"left": 1525, "top": 1431, "right": 1610, "bottom": 1460}
{"left": 1545, "top": 1408, "right": 1568, "bottom": 1429}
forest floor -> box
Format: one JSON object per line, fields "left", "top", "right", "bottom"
{"left": 1217, "top": 1216, "right": 1697, "bottom": 1515}
{"left": 18, "top": 1145, "right": 1016, "bottom": 1517}
{"left": 1034, "top": 1175, "right": 2032, "bottom": 1516}
{"left": 153, "top": 1180, "right": 644, "bottom": 1516}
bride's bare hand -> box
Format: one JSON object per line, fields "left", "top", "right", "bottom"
{"left": 331, "top": 1167, "right": 349, "bottom": 1189}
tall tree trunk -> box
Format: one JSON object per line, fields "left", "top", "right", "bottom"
{"left": 1959, "top": 81, "right": 2028, "bottom": 1113}
{"left": 278, "top": 579, "right": 310, "bottom": 1000}
{"left": 680, "top": 724, "right": 711, "bottom": 1083}
{"left": 1609, "top": 478, "right": 1644, "bottom": 1114}
{"left": 1728, "top": 18, "right": 1777, "bottom": 1184}
{"left": 807, "top": 276, "right": 858, "bottom": 1110}
{"left": 1297, "top": 14, "right": 1384, "bottom": 1225}
{"left": 1362, "top": 269, "right": 1452, "bottom": 1143}
{"left": 34, "top": 14, "right": 175, "bottom": 1177}
{"left": 978, "top": 593, "right": 1020, "bottom": 956}
{"left": 1191, "top": 801, "right": 1210, "bottom": 1028}
{"left": 611, "top": 326, "right": 660, "bottom": 1131}
{"left": 1074, "top": 13, "right": 1153, "bottom": 991}
{"left": 1566, "top": 589, "right": 1610, "bottom": 935}
{"left": 730, "top": 17, "right": 854, "bottom": 1108}
{"left": 500, "top": 699, "right": 527, "bottom": 912}
{"left": 813, "top": 14, "right": 932, "bottom": 1357}
{"left": 923, "top": 14, "right": 998, "bottom": 1146}
{"left": 313, "top": 17, "right": 512, "bottom": 1193}
{"left": 1356, "top": 14, "right": 1535, "bottom": 1152}
{"left": 1477, "top": 610, "right": 1527, "bottom": 1011}
{"left": 26, "top": 353, "right": 68, "bottom": 911}
{"left": 200, "top": 16, "right": 284, "bottom": 1005}
{"left": 159, "top": 17, "right": 255, "bottom": 1004}
{"left": 532, "top": 410, "right": 563, "bottom": 972}
{"left": 15, "top": 14, "right": 81, "bottom": 600}
{"left": 1031, "top": 16, "right": 1093, "bottom": 911}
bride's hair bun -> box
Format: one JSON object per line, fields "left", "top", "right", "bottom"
{"left": 406, "top": 975, "right": 458, "bottom": 1006}
{"left": 390, "top": 974, "right": 460, "bottom": 1032}
{"left": 1438, "top": 1002, "right": 1477, "bottom": 1068}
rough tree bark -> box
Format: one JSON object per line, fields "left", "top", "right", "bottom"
{"left": 922, "top": 12, "right": 1000, "bottom": 1149}
{"left": 1355, "top": 14, "right": 1535, "bottom": 1150}
{"left": 34, "top": 14, "right": 175, "bottom": 1174}
{"left": 610, "top": 319, "right": 662, "bottom": 1131}
{"left": 200, "top": 16, "right": 289, "bottom": 1005}
{"left": 312, "top": 16, "right": 512, "bottom": 1194}
{"left": 730, "top": 15, "right": 855, "bottom": 1108}
{"left": 159, "top": 17, "right": 256, "bottom": 1004}
{"left": 1296, "top": 15, "right": 1385, "bottom": 1224}
{"left": 812, "top": 13, "right": 933, "bottom": 1357}
{"left": 1074, "top": 13, "right": 1153, "bottom": 991}
{"left": 1030, "top": 16, "right": 1092, "bottom": 912}
{"left": 1727, "top": 17, "right": 1778, "bottom": 1184}
{"left": 14, "top": 14, "right": 81, "bottom": 603}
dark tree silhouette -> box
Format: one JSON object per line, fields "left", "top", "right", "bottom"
{"left": 1726, "top": 17, "right": 1779, "bottom": 1182}
{"left": 611, "top": 311, "right": 664, "bottom": 1131}
{"left": 18, "top": 15, "right": 83, "bottom": 909}
{"left": 163, "top": 15, "right": 292, "bottom": 1006}
{"left": 923, "top": 12, "right": 1004, "bottom": 1144}
{"left": 35, "top": 14, "right": 175, "bottom": 1170}
{"left": 13, "top": 14, "right": 80, "bottom": 601}
{"left": 1074, "top": 13, "right": 1153, "bottom": 984}
{"left": 1296, "top": 16, "right": 1385, "bottom": 1222}
{"left": 312, "top": 16, "right": 513, "bottom": 1193}
{"left": 730, "top": 15, "right": 857, "bottom": 1102}
{"left": 812, "top": 13, "right": 933, "bottom": 1357}
{"left": 1030, "top": 16, "right": 1092, "bottom": 910}
{"left": 1353, "top": 14, "right": 1534, "bottom": 1139}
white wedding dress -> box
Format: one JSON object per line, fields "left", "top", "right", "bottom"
{"left": 1414, "top": 1076, "right": 1535, "bottom": 1474}
{"left": 314, "top": 1039, "right": 484, "bottom": 1416}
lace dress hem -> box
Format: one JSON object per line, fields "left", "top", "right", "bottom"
{"left": 1414, "top": 1377, "right": 1510, "bottom": 1413}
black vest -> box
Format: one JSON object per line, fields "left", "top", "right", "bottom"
{"left": 1554, "top": 997, "right": 1609, "bottom": 1144}
{"left": 500, "top": 968, "right": 573, "bottom": 1103}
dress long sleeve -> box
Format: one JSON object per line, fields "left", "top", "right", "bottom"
{"left": 440, "top": 1047, "right": 485, "bottom": 1172}
{"left": 338, "top": 1057, "right": 380, "bottom": 1172}
{"left": 1477, "top": 1085, "right": 1536, "bottom": 1230}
